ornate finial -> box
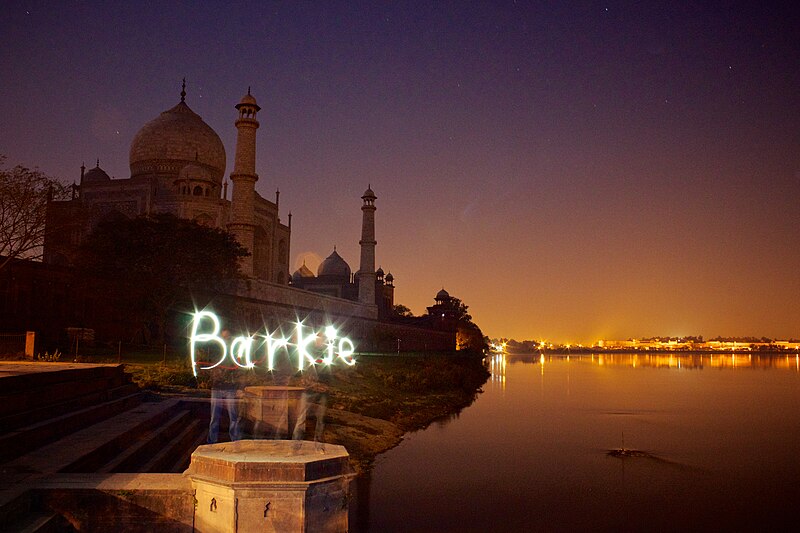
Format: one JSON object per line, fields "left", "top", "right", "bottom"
{"left": 181, "top": 78, "right": 186, "bottom": 102}
{"left": 96, "top": 158, "right": 100, "bottom": 167}
{"left": 334, "top": 245, "right": 337, "bottom": 252}
{"left": 248, "top": 86, "right": 251, "bottom": 95}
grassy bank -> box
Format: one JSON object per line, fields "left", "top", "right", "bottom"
{"left": 123, "top": 353, "right": 490, "bottom": 472}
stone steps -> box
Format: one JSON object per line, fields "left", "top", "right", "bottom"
{"left": 57, "top": 398, "right": 185, "bottom": 474}
{"left": 99, "top": 409, "right": 194, "bottom": 473}
{"left": 0, "top": 488, "right": 75, "bottom": 533}
{"left": 0, "top": 365, "right": 129, "bottom": 418}
{"left": 0, "top": 392, "right": 143, "bottom": 464}
{"left": 0, "top": 382, "right": 139, "bottom": 433}
{"left": 169, "top": 423, "right": 209, "bottom": 472}
{"left": 0, "top": 363, "right": 139, "bottom": 464}
{"left": 140, "top": 418, "right": 206, "bottom": 473}
{"left": 12, "top": 511, "right": 74, "bottom": 533}
{"left": 0, "top": 363, "right": 213, "bottom": 530}
{"left": 0, "top": 397, "right": 207, "bottom": 531}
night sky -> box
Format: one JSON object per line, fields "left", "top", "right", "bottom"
{"left": 2, "top": 1, "right": 798, "bottom": 342}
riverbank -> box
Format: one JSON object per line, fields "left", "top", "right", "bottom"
{"left": 316, "top": 354, "right": 491, "bottom": 472}
{"left": 125, "top": 353, "right": 490, "bottom": 473}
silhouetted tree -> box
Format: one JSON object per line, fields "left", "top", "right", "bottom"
{"left": 0, "top": 156, "right": 70, "bottom": 270}
{"left": 447, "top": 296, "right": 488, "bottom": 354}
{"left": 76, "top": 214, "right": 248, "bottom": 344}
{"left": 393, "top": 304, "right": 415, "bottom": 317}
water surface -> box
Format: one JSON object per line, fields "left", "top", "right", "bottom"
{"left": 358, "top": 353, "right": 800, "bottom": 531}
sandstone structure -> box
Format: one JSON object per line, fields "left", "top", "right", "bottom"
{"left": 186, "top": 440, "right": 351, "bottom": 532}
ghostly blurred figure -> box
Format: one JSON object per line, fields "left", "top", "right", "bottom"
{"left": 293, "top": 367, "right": 328, "bottom": 441}
{"left": 207, "top": 329, "right": 242, "bottom": 443}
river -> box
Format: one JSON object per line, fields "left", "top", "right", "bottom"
{"left": 353, "top": 352, "right": 800, "bottom": 532}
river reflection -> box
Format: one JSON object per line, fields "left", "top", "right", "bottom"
{"left": 535, "top": 352, "right": 800, "bottom": 371}
{"left": 357, "top": 353, "right": 800, "bottom": 532}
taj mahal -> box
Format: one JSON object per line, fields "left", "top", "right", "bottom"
{"left": 45, "top": 82, "right": 290, "bottom": 283}
{"left": 43, "top": 82, "right": 402, "bottom": 320}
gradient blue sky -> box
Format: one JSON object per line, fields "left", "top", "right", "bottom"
{"left": 2, "top": 1, "right": 798, "bottom": 342}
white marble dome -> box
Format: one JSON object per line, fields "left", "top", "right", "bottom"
{"left": 317, "top": 249, "right": 351, "bottom": 279}
{"left": 129, "top": 100, "right": 226, "bottom": 183}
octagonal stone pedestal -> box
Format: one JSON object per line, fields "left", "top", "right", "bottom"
{"left": 185, "top": 440, "right": 352, "bottom": 533}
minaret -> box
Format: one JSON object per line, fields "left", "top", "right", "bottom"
{"left": 228, "top": 88, "right": 261, "bottom": 277}
{"left": 358, "top": 186, "right": 377, "bottom": 305}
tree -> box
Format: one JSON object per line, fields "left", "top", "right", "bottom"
{"left": 76, "top": 213, "right": 249, "bottom": 344}
{"left": 447, "top": 296, "right": 488, "bottom": 354}
{"left": 393, "top": 304, "right": 415, "bottom": 317}
{"left": 0, "top": 156, "right": 70, "bottom": 270}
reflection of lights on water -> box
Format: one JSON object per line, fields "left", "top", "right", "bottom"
{"left": 577, "top": 352, "right": 800, "bottom": 371}
{"left": 488, "top": 353, "right": 506, "bottom": 389}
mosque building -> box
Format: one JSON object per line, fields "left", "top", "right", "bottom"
{"left": 289, "top": 184, "right": 396, "bottom": 319}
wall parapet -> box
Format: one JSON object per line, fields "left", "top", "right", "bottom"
{"left": 220, "top": 279, "right": 378, "bottom": 321}
{"left": 216, "top": 279, "right": 455, "bottom": 352}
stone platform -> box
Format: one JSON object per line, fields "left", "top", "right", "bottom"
{"left": 187, "top": 440, "right": 352, "bottom": 533}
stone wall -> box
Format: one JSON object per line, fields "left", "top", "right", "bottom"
{"left": 221, "top": 278, "right": 379, "bottom": 322}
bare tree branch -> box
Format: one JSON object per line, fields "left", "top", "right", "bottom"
{"left": 0, "top": 155, "right": 70, "bottom": 270}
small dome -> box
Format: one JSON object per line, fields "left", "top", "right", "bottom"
{"left": 376, "top": 267, "right": 385, "bottom": 277}
{"left": 292, "top": 262, "right": 315, "bottom": 281}
{"left": 83, "top": 162, "right": 110, "bottom": 183}
{"left": 318, "top": 249, "right": 351, "bottom": 279}
{"left": 385, "top": 272, "right": 394, "bottom": 282}
{"left": 362, "top": 186, "right": 376, "bottom": 200}
{"left": 236, "top": 91, "right": 260, "bottom": 110}
{"left": 436, "top": 288, "right": 450, "bottom": 301}
{"left": 178, "top": 162, "right": 213, "bottom": 181}
{"left": 129, "top": 100, "right": 226, "bottom": 183}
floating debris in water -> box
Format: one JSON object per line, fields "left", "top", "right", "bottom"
{"left": 608, "top": 448, "right": 651, "bottom": 458}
